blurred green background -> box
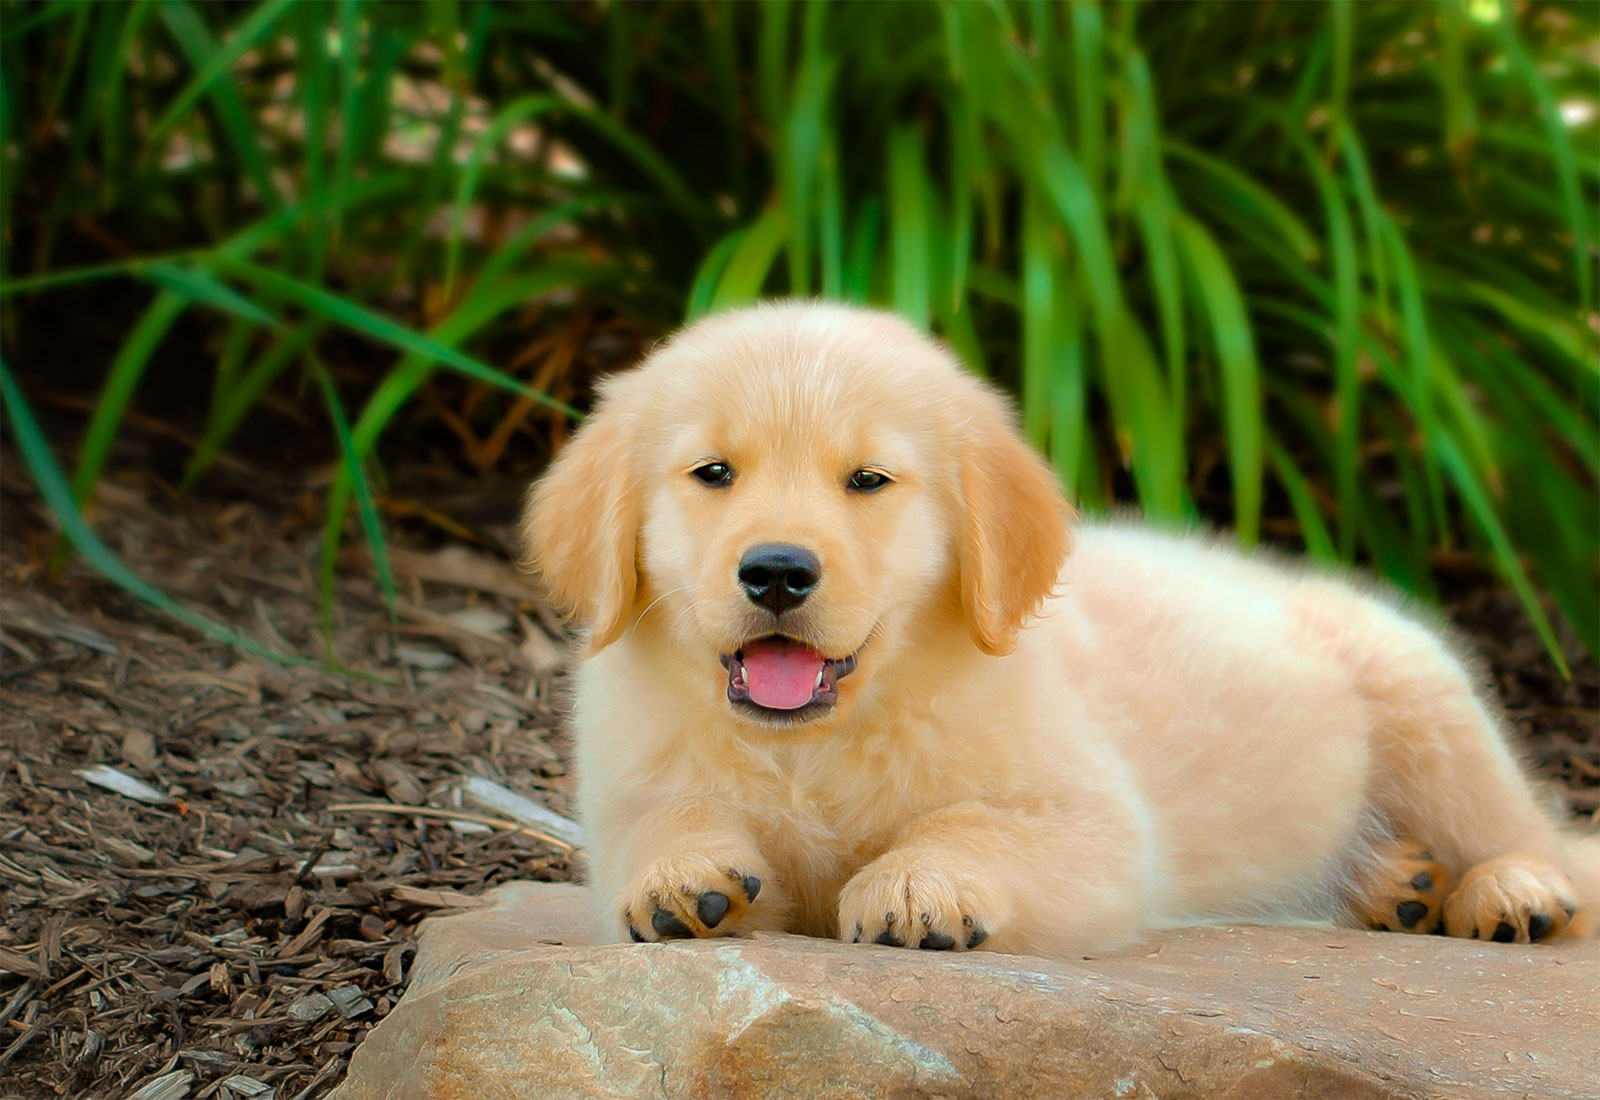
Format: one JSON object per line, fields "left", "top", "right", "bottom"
{"left": 1, "top": 0, "right": 1596, "bottom": 666}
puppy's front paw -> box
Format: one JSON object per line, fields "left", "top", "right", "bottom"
{"left": 1443, "top": 855, "right": 1578, "bottom": 943}
{"left": 837, "top": 851, "right": 1003, "bottom": 951}
{"left": 620, "top": 854, "right": 765, "bottom": 942}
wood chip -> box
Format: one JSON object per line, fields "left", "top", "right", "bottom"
{"left": 220, "top": 1073, "right": 274, "bottom": 1097}
{"left": 75, "top": 763, "right": 171, "bottom": 805}
{"left": 460, "top": 777, "right": 585, "bottom": 848}
{"left": 288, "top": 992, "right": 333, "bottom": 1022}
{"left": 325, "top": 985, "right": 374, "bottom": 1019}
{"left": 389, "top": 885, "right": 489, "bottom": 910}
{"left": 121, "top": 728, "right": 158, "bottom": 771}
{"left": 395, "top": 645, "right": 455, "bottom": 670}
{"left": 517, "top": 612, "right": 567, "bottom": 675}
{"left": 444, "top": 606, "right": 511, "bottom": 635}
{"left": 384, "top": 544, "right": 532, "bottom": 602}
{"left": 102, "top": 834, "right": 158, "bottom": 867}
{"left": 129, "top": 1069, "right": 195, "bottom": 1100}
{"left": 372, "top": 760, "right": 425, "bottom": 806}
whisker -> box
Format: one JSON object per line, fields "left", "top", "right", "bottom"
{"left": 632, "top": 583, "right": 701, "bottom": 630}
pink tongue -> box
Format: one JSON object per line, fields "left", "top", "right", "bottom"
{"left": 741, "top": 639, "right": 825, "bottom": 710}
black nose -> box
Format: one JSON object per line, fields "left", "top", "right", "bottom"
{"left": 738, "top": 543, "right": 820, "bottom": 614}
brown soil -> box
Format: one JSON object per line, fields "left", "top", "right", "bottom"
{"left": 0, "top": 458, "right": 1594, "bottom": 1099}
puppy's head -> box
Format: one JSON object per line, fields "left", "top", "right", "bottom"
{"left": 524, "top": 303, "right": 1071, "bottom": 730}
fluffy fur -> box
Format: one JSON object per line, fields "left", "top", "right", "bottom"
{"left": 524, "top": 301, "right": 1598, "bottom": 957}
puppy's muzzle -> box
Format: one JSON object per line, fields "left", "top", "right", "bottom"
{"left": 738, "top": 543, "right": 820, "bottom": 614}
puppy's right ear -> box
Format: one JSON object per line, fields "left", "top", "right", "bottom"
{"left": 520, "top": 382, "right": 642, "bottom": 653}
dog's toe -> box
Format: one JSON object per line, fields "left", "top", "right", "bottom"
{"left": 1350, "top": 840, "right": 1450, "bottom": 935}
{"left": 1443, "top": 856, "right": 1579, "bottom": 944}
{"left": 619, "top": 856, "right": 768, "bottom": 942}
{"left": 837, "top": 853, "right": 1001, "bottom": 953}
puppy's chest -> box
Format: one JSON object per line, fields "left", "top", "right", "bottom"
{"left": 744, "top": 777, "right": 896, "bottom": 934}
{"left": 734, "top": 736, "right": 953, "bottom": 901}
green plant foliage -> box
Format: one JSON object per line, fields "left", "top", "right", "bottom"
{"left": 2, "top": 0, "right": 1595, "bottom": 665}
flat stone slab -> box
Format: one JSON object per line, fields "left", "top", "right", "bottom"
{"left": 333, "top": 882, "right": 1599, "bottom": 1099}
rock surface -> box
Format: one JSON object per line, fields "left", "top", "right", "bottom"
{"left": 332, "top": 883, "right": 1599, "bottom": 1099}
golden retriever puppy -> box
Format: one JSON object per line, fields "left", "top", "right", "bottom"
{"left": 524, "top": 301, "right": 1598, "bottom": 958}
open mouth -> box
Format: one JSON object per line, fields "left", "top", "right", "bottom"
{"left": 720, "top": 635, "right": 860, "bottom": 722}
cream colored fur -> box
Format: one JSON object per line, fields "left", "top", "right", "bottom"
{"left": 524, "top": 301, "right": 1597, "bottom": 957}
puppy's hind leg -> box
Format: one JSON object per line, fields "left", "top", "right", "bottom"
{"left": 1348, "top": 839, "right": 1451, "bottom": 934}
{"left": 1297, "top": 587, "right": 1593, "bottom": 943}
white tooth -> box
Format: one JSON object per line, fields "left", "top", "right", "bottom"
{"left": 814, "top": 668, "right": 824, "bottom": 690}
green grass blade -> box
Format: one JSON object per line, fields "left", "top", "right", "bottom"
{"left": 210, "top": 315, "right": 256, "bottom": 427}
{"left": 311, "top": 353, "right": 395, "bottom": 634}
{"left": 333, "top": 0, "right": 359, "bottom": 243}
{"left": 1108, "top": 307, "right": 1185, "bottom": 520}
{"left": 182, "top": 319, "right": 323, "bottom": 491}
{"left": 710, "top": 206, "right": 788, "bottom": 313}
{"left": 67, "top": 291, "right": 187, "bottom": 511}
{"left": 1, "top": 359, "right": 314, "bottom": 668}
{"left": 1267, "top": 435, "right": 1337, "bottom": 561}
{"left": 445, "top": 94, "right": 701, "bottom": 291}
{"left": 889, "top": 126, "right": 932, "bottom": 328}
{"left": 1036, "top": 141, "right": 1121, "bottom": 337}
{"left": 1293, "top": 130, "right": 1361, "bottom": 559}
{"left": 1325, "top": 0, "right": 1352, "bottom": 158}
{"left": 1376, "top": 211, "right": 1446, "bottom": 540}
{"left": 1068, "top": 1, "right": 1105, "bottom": 199}
{"left": 1020, "top": 192, "right": 1055, "bottom": 451}
{"left": 783, "top": 19, "right": 837, "bottom": 297}
{"left": 145, "top": 0, "right": 298, "bottom": 157}
{"left": 212, "top": 257, "right": 583, "bottom": 418}
{"left": 1495, "top": 3, "right": 1593, "bottom": 315}
{"left": 142, "top": 262, "right": 282, "bottom": 328}
{"left": 687, "top": 228, "right": 747, "bottom": 321}
{"left": 818, "top": 132, "right": 845, "bottom": 298}
{"left": 1434, "top": 431, "right": 1571, "bottom": 679}
{"left": 843, "top": 197, "right": 884, "bottom": 302}
{"left": 1164, "top": 140, "right": 1321, "bottom": 263}
{"left": 1459, "top": 280, "right": 1594, "bottom": 369}
{"left": 294, "top": 0, "right": 329, "bottom": 283}
{"left": 1174, "top": 213, "right": 1263, "bottom": 544}
{"left": 156, "top": 0, "right": 284, "bottom": 209}
{"left": 1436, "top": 0, "right": 1477, "bottom": 159}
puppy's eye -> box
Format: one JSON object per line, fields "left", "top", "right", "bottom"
{"left": 692, "top": 462, "right": 734, "bottom": 487}
{"left": 847, "top": 468, "right": 891, "bottom": 493}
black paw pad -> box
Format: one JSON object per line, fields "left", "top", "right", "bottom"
{"left": 697, "top": 891, "right": 730, "bottom": 929}
{"left": 625, "top": 911, "right": 646, "bottom": 943}
{"left": 1409, "top": 871, "right": 1434, "bottom": 893}
{"left": 1527, "top": 912, "right": 1553, "bottom": 941}
{"left": 918, "top": 931, "right": 955, "bottom": 950}
{"left": 966, "top": 926, "right": 988, "bottom": 949}
{"left": 874, "top": 929, "right": 905, "bottom": 947}
{"left": 741, "top": 874, "right": 762, "bottom": 902}
{"left": 651, "top": 908, "right": 692, "bottom": 938}
{"left": 1396, "top": 900, "right": 1429, "bottom": 929}
{"left": 850, "top": 922, "right": 863, "bottom": 944}
{"left": 1491, "top": 920, "right": 1516, "bottom": 943}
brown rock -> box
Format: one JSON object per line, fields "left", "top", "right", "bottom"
{"left": 332, "top": 883, "right": 1600, "bottom": 1099}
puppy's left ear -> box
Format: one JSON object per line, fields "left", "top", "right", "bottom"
{"left": 957, "top": 389, "right": 1075, "bottom": 655}
{"left": 520, "top": 380, "right": 643, "bottom": 653}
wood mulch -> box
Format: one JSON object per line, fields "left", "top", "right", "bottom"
{"left": 0, "top": 458, "right": 1595, "bottom": 1099}
{"left": 0, "top": 460, "right": 580, "bottom": 1100}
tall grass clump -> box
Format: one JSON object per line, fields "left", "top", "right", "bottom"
{"left": 2, "top": 0, "right": 1595, "bottom": 666}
